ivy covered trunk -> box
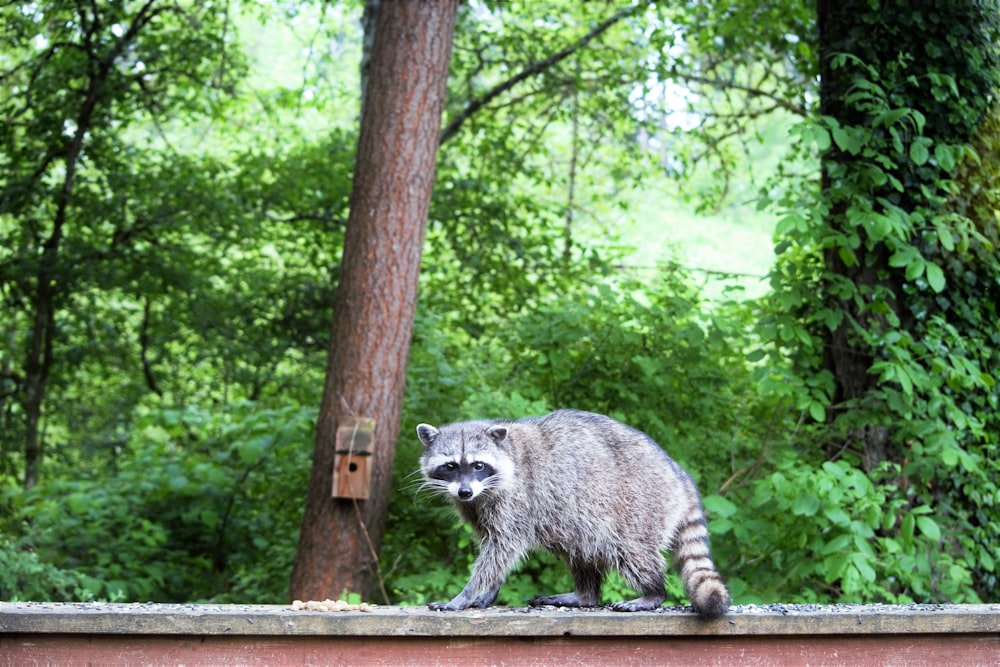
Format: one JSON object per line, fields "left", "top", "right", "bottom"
{"left": 288, "top": 0, "right": 458, "bottom": 602}
{"left": 815, "top": 0, "right": 999, "bottom": 472}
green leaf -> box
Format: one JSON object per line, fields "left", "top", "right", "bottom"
{"left": 909, "top": 141, "right": 929, "bottom": 165}
{"left": 916, "top": 516, "right": 941, "bottom": 541}
{"left": 873, "top": 108, "right": 909, "bottom": 128}
{"left": 168, "top": 474, "right": 190, "bottom": 491}
{"left": 794, "top": 122, "right": 831, "bottom": 151}
{"left": 66, "top": 493, "right": 89, "bottom": 514}
{"left": 870, "top": 214, "right": 892, "bottom": 240}
{"left": 823, "top": 552, "right": 850, "bottom": 582}
{"left": 941, "top": 445, "right": 958, "bottom": 467}
{"left": 831, "top": 126, "right": 862, "bottom": 154}
{"left": 837, "top": 246, "right": 857, "bottom": 268}
{"left": 237, "top": 437, "right": 270, "bottom": 466}
{"left": 933, "top": 143, "right": 957, "bottom": 171}
{"left": 895, "top": 366, "right": 913, "bottom": 395}
{"left": 936, "top": 224, "right": 955, "bottom": 251}
{"left": 924, "top": 262, "right": 946, "bottom": 292}
{"left": 822, "top": 533, "right": 852, "bottom": 555}
{"left": 981, "top": 550, "right": 995, "bottom": 572}
{"left": 901, "top": 513, "right": 915, "bottom": 542}
{"left": 793, "top": 494, "right": 821, "bottom": 516}
{"left": 813, "top": 126, "right": 832, "bottom": 151}
{"left": 888, "top": 246, "right": 919, "bottom": 267}
{"left": 851, "top": 553, "right": 877, "bottom": 583}
{"left": 904, "top": 257, "right": 925, "bottom": 281}
{"left": 823, "top": 506, "right": 851, "bottom": 527}
{"left": 703, "top": 494, "right": 739, "bottom": 518}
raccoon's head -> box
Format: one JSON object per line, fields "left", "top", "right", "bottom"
{"left": 416, "top": 421, "right": 513, "bottom": 501}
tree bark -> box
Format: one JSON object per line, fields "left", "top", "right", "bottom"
{"left": 289, "top": 0, "right": 458, "bottom": 602}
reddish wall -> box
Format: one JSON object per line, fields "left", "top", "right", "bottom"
{"left": 3, "top": 632, "right": 999, "bottom": 666}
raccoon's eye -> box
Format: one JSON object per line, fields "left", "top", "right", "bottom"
{"left": 472, "top": 462, "right": 485, "bottom": 471}
{"left": 444, "top": 462, "right": 458, "bottom": 472}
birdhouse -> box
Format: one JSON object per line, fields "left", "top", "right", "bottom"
{"left": 332, "top": 416, "right": 376, "bottom": 499}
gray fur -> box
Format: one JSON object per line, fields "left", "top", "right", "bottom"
{"left": 416, "top": 409, "right": 730, "bottom": 618}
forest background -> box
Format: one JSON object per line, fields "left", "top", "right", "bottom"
{"left": 2, "top": 0, "right": 998, "bottom": 608}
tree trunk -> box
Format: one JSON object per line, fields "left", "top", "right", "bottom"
{"left": 14, "top": 0, "right": 164, "bottom": 488}
{"left": 816, "top": 0, "right": 995, "bottom": 470}
{"left": 21, "top": 290, "right": 55, "bottom": 490}
{"left": 815, "top": 2, "right": 862, "bottom": 445}
{"left": 289, "top": 0, "right": 458, "bottom": 603}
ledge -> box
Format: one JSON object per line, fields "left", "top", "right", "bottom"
{"left": 2, "top": 602, "right": 999, "bottom": 665}
{"left": 3, "top": 601, "right": 999, "bottom": 636}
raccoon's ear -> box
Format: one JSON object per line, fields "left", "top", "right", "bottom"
{"left": 416, "top": 424, "right": 439, "bottom": 448}
{"left": 485, "top": 426, "right": 509, "bottom": 446}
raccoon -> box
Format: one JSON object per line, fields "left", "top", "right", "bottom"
{"left": 416, "top": 409, "right": 729, "bottom": 619}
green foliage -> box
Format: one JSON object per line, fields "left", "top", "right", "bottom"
{"left": 750, "top": 1, "right": 1000, "bottom": 603}
{"left": 387, "top": 268, "right": 777, "bottom": 606}
{"left": 1, "top": 0, "right": 998, "bottom": 611}
{"left": 391, "top": 0, "right": 999, "bottom": 610}
{"left": 708, "top": 458, "right": 982, "bottom": 604}
{"left": 2, "top": 402, "right": 314, "bottom": 602}
{"left": 0, "top": 535, "right": 90, "bottom": 602}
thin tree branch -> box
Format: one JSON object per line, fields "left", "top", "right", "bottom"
{"left": 680, "top": 73, "right": 809, "bottom": 117}
{"left": 140, "top": 297, "right": 163, "bottom": 397}
{"left": 440, "top": 3, "right": 643, "bottom": 145}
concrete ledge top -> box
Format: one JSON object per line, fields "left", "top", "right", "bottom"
{"left": 2, "top": 602, "right": 998, "bottom": 637}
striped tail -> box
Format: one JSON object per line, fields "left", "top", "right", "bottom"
{"left": 674, "top": 505, "right": 730, "bottom": 619}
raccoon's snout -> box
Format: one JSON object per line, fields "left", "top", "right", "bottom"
{"left": 430, "top": 458, "right": 498, "bottom": 501}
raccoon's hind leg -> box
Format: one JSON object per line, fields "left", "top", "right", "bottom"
{"left": 528, "top": 561, "right": 604, "bottom": 607}
{"left": 609, "top": 551, "right": 667, "bottom": 612}
{"left": 609, "top": 590, "right": 667, "bottom": 612}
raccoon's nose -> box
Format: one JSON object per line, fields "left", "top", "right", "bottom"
{"left": 458, "top": 486, "right": 474, "bottom": 500}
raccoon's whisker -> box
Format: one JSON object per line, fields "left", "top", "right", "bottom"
{"left": 480, "top": 474, "right": 502, "bottom": 490}
{"left": 409, "top": 480, "right": 452, "bottom": 508}
{"left": 401, "top": 468, "right": 424, "bottom": 483}
{"left": 416, "top": 479, "right": 450, "bottom": 496}
{"left": 401, "top": 475, "right": 431, "bottom": 502}
{"left": 400, "top": 470, "right": 428, "bottom": 493}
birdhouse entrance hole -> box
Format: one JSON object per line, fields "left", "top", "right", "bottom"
{"left": 332, "top": 416, "right": 375, "bottom": 499}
